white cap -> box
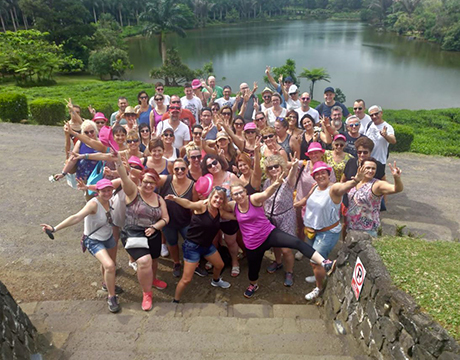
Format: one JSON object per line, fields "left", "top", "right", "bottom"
{"left": 289, "top": 84, "right": 298, "bottom": 94}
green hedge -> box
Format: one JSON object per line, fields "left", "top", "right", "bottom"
{"left": 389, "top": 124, "right": 414, "bottom": 153}
{"left": 0, "top": 93, "right": 28, "bottom": 122}
{"left": 30, "top": 98, "right": 66, "bottom": 126}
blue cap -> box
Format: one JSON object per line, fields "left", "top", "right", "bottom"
{"left": 284, "top": 76, "right": 294, "bottom": 83}
{"left": 324, "top": 86, "right": 335, "bottom": 94}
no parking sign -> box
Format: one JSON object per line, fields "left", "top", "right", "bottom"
{"left": 351, "top": 257, "right": 366, "bottom": 300}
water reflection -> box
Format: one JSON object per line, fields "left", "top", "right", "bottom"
{"left": 126, "top": 20, "right": 460, "bottom": 110}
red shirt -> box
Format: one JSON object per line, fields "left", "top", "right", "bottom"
{"left": 162, "top": 109, "right": 196, "bottom": 129}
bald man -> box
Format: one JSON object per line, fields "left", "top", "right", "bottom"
{"left": 202, "top": 75, "right": 223, "bottom": 99}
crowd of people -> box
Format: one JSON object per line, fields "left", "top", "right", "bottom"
{"left": 41, "top": 73, "right": 403, "bottom": 313}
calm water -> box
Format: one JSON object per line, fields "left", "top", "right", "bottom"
{"left": 126, "top": 20, "right": 460, "bottom": 110}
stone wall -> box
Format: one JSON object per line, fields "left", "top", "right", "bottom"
{"left": 321, "top": 231, "right": 460, "bottom": 359}
{"left": 1, "top": 281, "right": 37, "bottom": 359}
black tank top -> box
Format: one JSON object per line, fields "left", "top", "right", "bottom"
{"left": 187, "top": 209, "right": 220, "bottom": 248}
{"left": 300, "top": 135, "right": 325, "bottom": 160}
{"left": 158, "top": 175, "right": 194, "bottom": 228}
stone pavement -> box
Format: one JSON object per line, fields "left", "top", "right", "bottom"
{"left": 21, "top": 300, "right": 366, "bottom": 360}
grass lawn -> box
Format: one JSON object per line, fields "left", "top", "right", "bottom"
{"left": 374, "top": 236, "right": 460, "bottom": 341}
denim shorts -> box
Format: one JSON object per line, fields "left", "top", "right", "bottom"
{"left": 182, "top": 240, "right": 217, "bottom": 263}
{"left": 162, "top": 225, "right": 189, "bottom": 246}
{"left": 308, "top": 230, "right": 339, "bottom": 260}
{"left": 84, "top": 235, "right": 116, "bottom": 256}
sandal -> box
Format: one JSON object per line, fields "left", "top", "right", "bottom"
{"left": 231, "top": 266, "right": 240, "bottom": 277}
{"left": 205, "top": 261, "right": 213, "bottom": 271}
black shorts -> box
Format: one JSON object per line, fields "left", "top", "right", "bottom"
{"left": 122, "top": 231, "right": 162, "bottom": 261}
{"left": 220, "top": 220, "right": 239, "bottom": 236}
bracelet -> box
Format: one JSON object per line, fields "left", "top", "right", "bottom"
{"left": 352, "top": 178, "right": 359, "bottom": 184}
{"left": 61, "top": 172, "right": 67, "bottom": 176}
{"left": 51, "top": 226, "right": 56, "bottom": 233}
{"left": 161, "top": 218, "right": 168, "bottom": 225}
{"left": 150, "top": 225, "right": 158, "bottom": 231}
{"left": 85, "top": 153, "right": 89, "bottom": 160}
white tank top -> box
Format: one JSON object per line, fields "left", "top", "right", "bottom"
{"left": 84, "top": 198, "right": 113, "bottom": 241}
{"left": 303, "top": 185, "right": 341, "bottom": 233}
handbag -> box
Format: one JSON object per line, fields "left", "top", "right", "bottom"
{"left": 121, "top": 225, "right": 149, "bottom": 249}
{"left": 87, "top": 161, "right": 105, "bottom": 195}
{"left": 268, "top": 185, "right": 282, "bottom": 225}
{"left": 66, "top": 173, "right": 77, "bottom": 190}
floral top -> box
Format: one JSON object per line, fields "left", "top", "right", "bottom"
{"left": 324, "top": 150, "right": 353, "bottom": 182}
{"left": 346, "top": 179, "right": 381, "bottom": 231}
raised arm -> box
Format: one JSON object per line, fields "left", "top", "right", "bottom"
{"left": 115, "top": 155, "right": 138, "bottom": 201}
{"left": 265, "top": 66, "right": 279, "bottom": 89}
{"left": 251, "top": 171, "right": 284, "bottom": 206}
{"left": 286, "top": 155, "right": 299, "bottom": 188}
{"left": 250, "top": 139, "right": 263, "bottom": 191}
{"left": 373, "top": 162, "right": 403, "bottom": 195}
{"left": 330, "top": 165, "right": 365, "bottom": 203}
{"left": 64, "top": 122, "right": 107, "bottom": 152}
{"left": 165, "top": 194, "right": 206, "bottom": 212}
{"left": 217, "top": 115, "right": 245, "bottom": 151}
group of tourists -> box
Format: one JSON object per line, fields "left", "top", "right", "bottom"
{"left": 41, "top": 72, "right": 403, "bottom": 313}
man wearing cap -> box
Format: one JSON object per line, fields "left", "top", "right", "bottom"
{"left": 110, "top": 96, "right": 129, "bottom": 126}
{"left": 315, "top": 87, "right": 350, "bottom": 119}
{"left": 295, "top": 92, "right": 320, "bottom": 125}
{"left": 181, "top": 82, "right": 202, "bottom": 120}
{"left": 353, "top": 99, "right": 372, "bottom": 135}
{"left": 156, "top": 98, "right": 191, "bottom": 148}
{"left": 201, "top": 75, "right": 224, "bottom": 99}
{"left": 365, "top": 105, "right": 396, "bottom": 164}
{"left": 161, "top": 95, "right": 196, "bottom": 128}
{"left": 265, "top": 66, "right": 292, "bottom": 108}
{"left": 215, "top": 85, "right": 236, "bottom": 108}
{"left": 282, "top": 84, "right": 301, "bottom": 111}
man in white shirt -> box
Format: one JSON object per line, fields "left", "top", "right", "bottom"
{"left": 156, "top": 100, "right": 191, "bottom": 148}
{"left": 353, "top": 99, "right": 372, "bottom": 134}
{"left": 181, "top": 82, "right": 202, "bottom": 120}
{"left": 215, "top": 85, "right": 235, "bottom": 108}
{"left": 282, "top": 84, "right": 301, "bottom": 111}
{"left": 149, "top": 82, "right": 170, "bottom": 107}
{"left": 365, "top": 105, "right": 396, "bottom": 165}
{"left": 295, "top": 92, "right": 320, "bottom": 125}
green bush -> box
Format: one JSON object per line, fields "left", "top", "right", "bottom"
{"left": 0, "top": 92, "right": 28, "bottom": 122}
{"left": 30, "top": 98, "right": 66, "bottom": 126}
{"left": 389, "top": 124, "right": 414, "bottom": 152}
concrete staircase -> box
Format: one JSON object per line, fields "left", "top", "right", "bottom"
{"left": 22, "top": 301, "right": 364, "bottom": 360}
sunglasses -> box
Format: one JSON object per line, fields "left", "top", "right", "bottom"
{"left": 207, "top": 159, "right": 219, "bottom": 169}
{"left": 155, "top": 98, "right": 163, "bottom": 101}
{"left": 84, "top": 130, "right": 95, "bottom": 135}
{"left": 357, "top": 150, "right": 369, "bottom": 155}
{"left": 348, "top": 123, "right": 360, "bottom": 127}
{"left": 139, "top": 96, "right": 148, "bottom": 99}
{"left": 171, "top": 100, "right": 180, "bottom": 104}
{"left": 234, "top": 122, "right": 244, "bottom": 127}
{"left": 127, "top": 139, "right": 140, "bottom": 144}
{"left": 301, "top": 97, "right": 310, "bottom": 101}
{"left": 190, "top": 155, "right": 202, "bottom": 160}
{"left": 334, "top": 143, "right": 345, "bottom": 147}
{"left": 245, "top": 130, "right": 256, "bottom": 134}
{"left": 193, "top": 132, "right": 203, "bottom": 136}
{"left": 353, "top": 107, "right": 363, "bottom": 111}
{"left": 255, "top": 117, "right": 265, "bottom": 122}
{"left": 222, "top": 112, "right": 232, "bottom": 116}
{"left": 370, "top": 112, "right": 380, "bottom": 117}
{"left": 163, "top": 133, "right": 174, "bottom": 137}
{"left": 266, "top": 164, "right": 280, "bottom": 171}
{"left": 169, "top": 106, "right": 181, "bottom": 111}
{"left": 211, "top": 108, "right": 219, "bottom": 112}
{"left": 214, "top": 186, "right": 226, "bottom": 192}
{"left": 156, "top": 88, "right": 164, "bottom": 91}
{"left": 140, "top": 129, "right": 150, "bottom": 133}
{"left": 262, "top": 134, "right": 275, "bottom": 140}
{"left": 105, "top": 211, "right": 113, "bottom": 225}
{"left": 95, "top": 121, "right": 106, "bottom": 125}
{"left": 174, "top": 167, "right": 186, "bottom": 172}
{"left": 263, "top": 96, "right": 272, "bottom": 99}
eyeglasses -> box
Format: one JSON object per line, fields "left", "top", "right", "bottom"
{"left": 174, "top": 167, "right": 186, "bottom": 172}
{"left": 140, "top": 129, "right": 150, "bottom": 133}
{"left": 127, "top": 139, "right": 140, "bottom": 144}
{"left": 169, "top": 105, "right": 181, "bottom": 111}
{"left": 139, "top": 96, "right": 148, "bottom": 99}
{"left": 334, "top": 143, "right": 345, "bottom": 147}
{"left": 95, "top": 121, "right": 106, "bottom": 125}
{"left": 84, "top": 130, "right": 95, "bottom": 135}
{"left": 234, "top": 122, "right": 244, "bottom": 127}
{"left": 255, "top": 117, "right": 265, "bottom": 122}
{"left": 263, "top": 96, "right": 271, "bottom": 99}
{"left": 245, "top": 130, "right": 256, "bottom": 134}
{"left": 222, "top": 112, "right": 232, "bottom": 116}
{"left": 163, "top": 133, "right": 174, "bottom": 137}
{"left": 353, "top": 107, "right": 363, "bottom": 111}
{"left": 266, "top": 164, "right": 280, "bottom": 171}
{"left": 156, "top": 88, "right": 164, "bottom": 91}
{"left": 192, "top": 132, "right": 202, "bottom": 136}
{"left": 211, "top": 108, "right": 219, "bottom": 112}
{"left": 301, "top": 97, "right": 310, "bottom": 101}
{"left": 357, "top": 150, "right": 369, "bottom": 155}
{"left": 207, "top": 159, "right": 219, "bottom": 169}
{"left": 190, "top": 155, "right": 202, "bottom": 160}
{"left": 370, "top": 112, "right": 380, "bottom": 117}
{"left": 155, "top": 98, "right": 163, "bottom": 101}
{"left": 348, "top": 123, "right": 360, "bottom": 127}
{"left": 262, "top": 134, "right": 275, "bottom": 140}
{"left": 106, "top": 211, "right": 113, "bottom": 225}
{"left": 171, "top": 100, "right": 180, "bottom": 104}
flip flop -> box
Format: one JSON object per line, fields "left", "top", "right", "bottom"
{"left": 231, "top": 266, "right": 240, "bottom": 277}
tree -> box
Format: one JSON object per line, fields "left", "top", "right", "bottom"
{"left": 263, "top": 58, "right": 298, "bottom": 89}
{"left": 298, "top": 67, "right": 331, "bottom": 100}
{"left": 140, "top": 0, "right": 189, "bottom": 64}
{"left": 88, "top": 46, "right": 132, "bottom": 80}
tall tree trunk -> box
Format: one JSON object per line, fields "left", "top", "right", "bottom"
{"left": 0, "top": 14, "right": 6, "bottom": 32}
{"left": 118, "top": 7, "right": 123, "bottom": 27}
{"left": 13, "top": 6, "right": 19, "bottom": 28}
{"left": 9, "top": 9, "right": 17, "bottom": 31}
{"left": 93, "top": 6, "right": 97, "bottom": 23}
{"left": 160, "top": 32, "right": 167, "bottom": 64}
{"left": 22, "top": 13, "right": 28, "bottom": 29}
{"left": 136, "top": 10, "right": 139, "bottom": 25}
{"left": 220, "top": 8, "right": 222, "bottom": 20}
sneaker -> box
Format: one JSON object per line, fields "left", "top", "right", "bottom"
{"left": 194, "top": 266, "right": 208, "bottom": 277}
{"left": 267, "top": 261, "right": 283, "bottom": 274}
{"left": 152, "top": 278, "right": 167, "bottom": 290}
{"left": 244, "top": 284, "right": 259, "bottom": 298}
{"left": 284, "top": 272, "right": 294, "bottom": 287}
{"left": 322, "top": 259, "right": 337, "bottom": 276}
{"left": 128, "top": 261, "right": 138, "bottom": 272}
{"left": 295, "top": 251, "right": 304, "bottom": 261}
{"left": 101, "top": 283, "right": 124, "bottom": 294}
{"left": 305, "top": 275, "right": 316, "bottom": 283}
{"left": 107, "top": 295, "right": 120, "bottom": 313}
{"left": 173, "top": 263, "right": 181, "bottom": 278}
{"left": 305, "top": 287, "right": 321, "bottom": 301}
{"left": 142, "top": 291, "right": 153, "bottom": 311}
{"left": 161, "top": 243, "right": 169, "bottom": 257}
{"left": 211, "top": 278, "right": 231, "bottom": 289}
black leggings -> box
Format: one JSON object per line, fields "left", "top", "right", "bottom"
{"left": 246, "top": 228, "right": 316, "bottom": 282}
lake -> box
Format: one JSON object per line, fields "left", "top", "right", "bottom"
{"left": 126, "top": 20, "right": 460, "bottom": 110}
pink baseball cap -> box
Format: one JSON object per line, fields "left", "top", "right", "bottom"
{"left": 98, "top": 126, "right": 119, "bottom": 152}
{"left": 195, "top": 174, "right": 213, "bottom": 197}
{"left": 333, "top": 134, "right": 346, "bottom": 142}
{"left": 310, "top": 161, "right": 332, "bottom": 177}
{"left": 128, "top": 156, "right": 144, "bottom": 170}
{"left": 244, "top": 122, "right": 257, "bottom": 131}
{"left": 306, "top": 142, "right": 325, "bottom": 154}
{"left": 92, "top": 112, "right": 107, "bottom": 122}
{"left": 96, "top": 178, "right": 114, "bottom": 190}
{"left": 191, "top": 79, "right": 202, "bottom": 90}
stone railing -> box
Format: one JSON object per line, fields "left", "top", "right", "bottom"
{"left": 1, "top": 281, "right": 38, "bottom": 359}
{"left": 320, "top": 231, "right": 460, "bottom": 359}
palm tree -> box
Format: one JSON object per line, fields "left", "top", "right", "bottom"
{"left": 299, "top": 67, "right": 331, "bottom": 100}
{"left": 140, "top": 0, "right": 188, "bottom": 64}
